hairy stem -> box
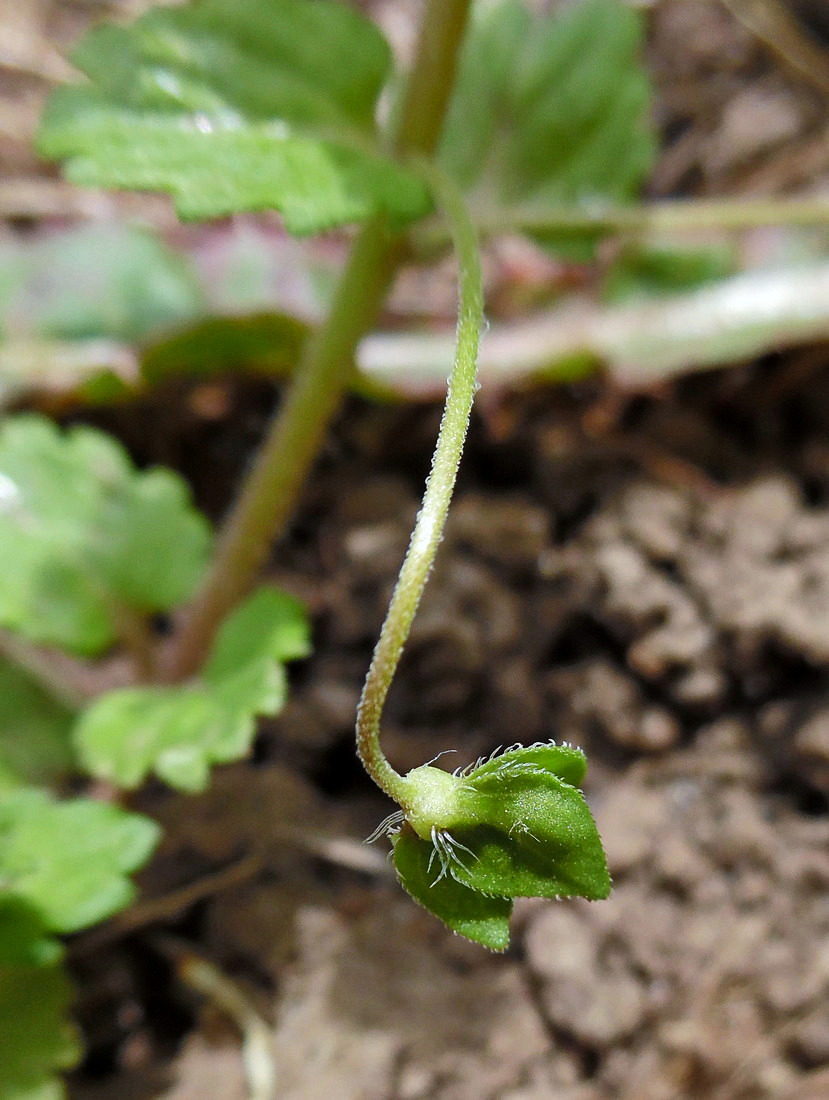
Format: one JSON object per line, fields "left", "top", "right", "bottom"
{"left": 166, "top": 0, "right": 474, "bottom": 682}
{"left": 356, "top": 165, "right": 483, "bottom": 805}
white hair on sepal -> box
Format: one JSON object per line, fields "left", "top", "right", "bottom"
{"left": 365, "top": 809, "right": 405, "bottom": 843}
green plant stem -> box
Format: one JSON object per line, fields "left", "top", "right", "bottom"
{"left": 166, "top": 0, "right": 475, "bottom": 683}
{"left": 413, "top": 194, "right": 829, "bottom": 252}
{"left": 390, "top": 0, "right": 475, "bottom": 158}
{"left": 356, "top": 166, "right": 483, "bottom": 805}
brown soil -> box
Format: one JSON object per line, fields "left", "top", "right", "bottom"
{"left": 2, "top": 1, "right": 829, "bottom": 1098}
{"left": 69, "top": 362, "right": 829, "bottom": 1100}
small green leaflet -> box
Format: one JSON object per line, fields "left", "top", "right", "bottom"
{"left": 383, "top": 742, "right": 610, "bottom": 949}
{"left": 0, "top": 414, "right": 211, "bottom": 656}
{"left": 74, "top": 586, "right": 311, "bottom": 792}
{"left": 0, "top": 787, "right": 160, "bottom": 936}
{"left": 38, "top": 0, "right": 429, "bottom": 233}
{"left": 440, "top": 0, "right": 656, "bottom": 258}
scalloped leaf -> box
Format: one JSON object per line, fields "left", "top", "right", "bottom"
{"left": 74, "top": 585, "right": 310, "bottom": 792}
{"left": 0, "top": 787, "right": 160, "bottom": 933}
{"left": 0, "top": 414, "right": 212, "bottom": 656}
{"left": 38, "top": 0, "right": 429, "bottom": 233}
{"left": 440, "top": 0, "right": 656, "bottom": 257}
{"left": 391, "top": 825, "right": 512, "bottom": 951}
{"left": 0, "top": 961, "right": 81, "bottom": 1100}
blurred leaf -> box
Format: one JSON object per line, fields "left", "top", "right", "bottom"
{"left": 0, "top": 224, "right": 204, "bottom": 345}
{"left": 0, "top": 415, "right": 212, "bottom": 655}
{"left": 0, "top": 961, "right": 81, "bottom": 1100}
{"left": 0, "top": 659, "right": 74, "bottom": 789}
{"left": 440, "top": 0, "right": 656, "bottom": 258}
{"left": 602, "top": 242, "right": 737, "bottom": 302}
{"left": 75, "top": 585, "right": 310, "bottom": 792}
{"left": 205, "top": 585, "right": 312, "bottom": 676}
{"left": 0, "top": 787, "right": 159, "bottom": 933}
{"left": 392, "top": 826, "right": 512, "bottom": 951}
{"left": 0, "top": 896, "right": 62, "bottom": 968}
{"left": 141, "top": 312, "right": 310, "bottom": 385}
{"left": 38, "top": 0, "right": 429, "bottom": 232}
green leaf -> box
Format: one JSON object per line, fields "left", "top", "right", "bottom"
{"left": 440, "top": 0, "right": 656, "bottom": 257}
{"left": 0, "top": 224, "right": 203, "bottom": 345}
{"left": 74, "top": 585, "right": 310, "bottom": 792}
{"left": 38, "top": 0, "right": 429, "bottom": 233}
{"left": 206, "top": 585, "right": 312, "bottom": 677}
{"left": 391, "top": 825, "right": 512, "bottom": 952}
{"left": 0, "top": 896, "right": 62, "bottom": 968}
{"left": 0, "top": 961, "right": 81, "bottom": 1100}
{"left": 0, "top": 660, "right": 74, "bottom": 789}
{"left": 0, "top": 414, "right": 212, "bottom": 655}
{"left": 0, "top": 787, "right": 160, "bottom": 933}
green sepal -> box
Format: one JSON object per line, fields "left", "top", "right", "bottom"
{"left": 454, "top": 753, "right": 610, "bottom": 900}
{"left": 462, "top": 741, "right": 587, "bottom": 789}
{"left": 391, "top": 825, "right": 512, "bottom": 952}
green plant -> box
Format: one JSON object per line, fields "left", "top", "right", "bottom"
{"left": 11, "top": 0, "right": 813, "bottom": 1091}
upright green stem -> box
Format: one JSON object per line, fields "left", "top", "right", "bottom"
{"left": 356, "top": 166, "right": 483, "bottom": 805}
{"left": 166, "top": 0, "right": 474, "bottom": 682}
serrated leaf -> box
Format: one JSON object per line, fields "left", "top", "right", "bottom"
{"left": 38, "top": 0, "right": 429, "bottom": 233}
{"left": 0, "top": 414, "right": 212, "bottom": 655}
{"left": 392, "top": 825, "right": 512, "bottom": 951}
{"left": 74, "top": 586, "right": 310, "bottom": 792}
{"left": 0, "top": 659, "right": 74, "bottom": 789}
{"left": 0, "top": 788, "right": 160, "bottom": 933}
{"left": 0, "top": 961, "right": 81, "bottom": 1100}
{"left": 440, "top": 0, "right": 656, "bottom": 257}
